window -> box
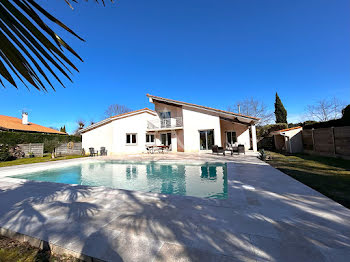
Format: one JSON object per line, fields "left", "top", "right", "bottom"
{"left": 126, "top": 133, "right": 137, "bottom": 145}
{"left": 226, "top": 131, "right": 237, "bottom": 145}
{"left": 146, "top": 134, "right": 155, "bottom": 143}
{"left": 159, "top": 112, "right": 171, "bottom": 128}
{"left": 159, "top": 112, "right": 171, "bottom": 119}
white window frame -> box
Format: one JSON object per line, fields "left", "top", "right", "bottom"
{"left": 146, "top": 134, "right": 155, "bottom": 144}
{"left": 126, "top": 133, "right": 137, "bottom": 145}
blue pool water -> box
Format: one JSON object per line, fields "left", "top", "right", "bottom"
{"left": 13, "top": 161, "right": 228, "bottom": 199}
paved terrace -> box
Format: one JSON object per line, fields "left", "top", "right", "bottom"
{"left": 0, "top": 153, "right": 349, "bottom": 261}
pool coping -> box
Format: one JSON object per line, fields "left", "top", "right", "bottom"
{"left": 0, "top": 157, "right": 247, "bottom": 205}
{"left": 0, "top": 155, "right": 265, "bottom": 260}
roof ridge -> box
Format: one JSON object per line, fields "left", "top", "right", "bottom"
{"left": 146, "top": 94, "right": 260, "bottom": 120}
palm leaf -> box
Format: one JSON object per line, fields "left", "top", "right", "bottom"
{"left": 0, "top": 0, "right": 112, "bottom": 91}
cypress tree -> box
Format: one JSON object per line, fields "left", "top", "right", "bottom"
{"left": 274, "top": 93, "right": 287, "bottom": 123}
{"left": 60, "top": 125, "right": 67, "bottom": 133}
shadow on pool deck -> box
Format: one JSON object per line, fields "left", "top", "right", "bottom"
{"left": 0, "top": 159, "right": 349, "bottom": 261}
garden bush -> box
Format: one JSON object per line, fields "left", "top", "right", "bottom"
{"left": 0, "top": 131, "right": 81, "bottom": 153}
{"left": 0, "top": 131, "right": 81, "bottom": 145}
{"left": 0, "top": 145, "right": 11, "bottom": 161}
{"left": 257, "top": 123, "right": 288, "bottom": 138}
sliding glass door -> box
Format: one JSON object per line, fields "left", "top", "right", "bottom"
{"left": 199, "top": 130, "right": 214, "bottom": 150}
{"left": 161, "top": 133, "right": 172, "bottom": 146}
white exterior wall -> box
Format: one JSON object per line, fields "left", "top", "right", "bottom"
{"left": 82, "top": 122, "right": 114, "bottom": 154}
{"left": 182, "top": 107, "right": 221, "bottom": 152}
{"left": 111, "top": 113, "right": 157, "bottom": 154}
{"left": 237, "top": 129, "right": 250, "bottom": 148}
{"left": 284, "top": 128, "right": 303, "bottom": 153}
{"left": 82, "top": 112, "right": 157, "bottom": 155}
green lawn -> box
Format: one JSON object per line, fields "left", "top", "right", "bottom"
{"left": 0, "top": 155, "right": 86, "bottom": 168}
{"left": 266, "top": 151, "right": 350, "bottom": 209}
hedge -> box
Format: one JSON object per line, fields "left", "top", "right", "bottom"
{"left": 257, "top": 123, "right": 288, "bottom": 138}
{"left": 0, "top": 131, "right": 81, "bottom": 147}
{"left": 303, "top": 119, "right": 350, "bottom": 129}
{"left": 303, "top": 106, "right": 350, "bottom": 129}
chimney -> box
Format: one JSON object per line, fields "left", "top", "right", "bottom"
{"left": 22, "top": 112, "right": 29, "bottom": 125}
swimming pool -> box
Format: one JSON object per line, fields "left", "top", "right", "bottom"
{"left": 13, "top": 161, "right": 228, "bottom": 199}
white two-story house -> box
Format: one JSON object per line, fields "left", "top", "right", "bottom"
{"left": 80, "top": 94, "right": 259, "bottom": 154}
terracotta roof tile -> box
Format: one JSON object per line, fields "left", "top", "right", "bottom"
{"left": 0, "top": 115, "right": 65, "bottom": 134}
{"left": 276, "top": 126, "right": 302, "bottom": 132}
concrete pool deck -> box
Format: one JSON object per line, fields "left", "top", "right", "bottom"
{"left": 0, "top": 153, "right": 349, "bottom": 261}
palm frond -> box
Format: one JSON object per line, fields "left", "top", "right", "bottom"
{"left": 0, "top": 0, "right": 112, "bottom": 91}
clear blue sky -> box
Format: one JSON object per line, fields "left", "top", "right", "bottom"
{"left": 1, "top": 0, "right": 349, "bottom": 133}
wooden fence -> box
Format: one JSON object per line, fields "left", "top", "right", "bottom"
{"left": 55, "top": 142, "right": 82, "bottom": 156}
{"left": 302, "top": 126, "right": 350, "bottom": 159}
{"left": 18, "top": 143, "right": 44, "bottom": 157}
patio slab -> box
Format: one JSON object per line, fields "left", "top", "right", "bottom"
{"left": 0, "top": 153, "right": 349, "bottom": 261}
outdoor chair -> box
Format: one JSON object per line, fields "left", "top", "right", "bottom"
{"left": 225, "top": 142, "right": 238, "bottom": 155}
{"left": 165, "top": 144, "right": 172, "bottom": 153}
{"left": 89, "top": 147, "right": 98, "bottom": 157}
{"left": 212, "top": 145, "right": 225, "bottom": 156}
{"left": 100, "top": 147, "right": 107, "bottom": 156}
{"left": 146, "top": 146, "right": 154, "bottom": 154}
{"left": 237, "top": 144, "right": 245, "bottom": 154}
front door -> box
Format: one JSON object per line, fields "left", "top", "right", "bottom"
{"left": 161, "top": 133, "right": 172, "bottom": 146}
{"left": 199, "top": 130, "right": 214, "bottom": 150}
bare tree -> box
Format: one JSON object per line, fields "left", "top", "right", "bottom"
{"left": 306, "top": 97, "right": 345, "bottom": 122}
{"left": 227, "top": 98, "right": 273, "bottom": 125}
{"left": 104, "top": 104, "right": 132, "bottom": 118}
{"left": 73, "top": 119, "right": 85, "bottom": 135}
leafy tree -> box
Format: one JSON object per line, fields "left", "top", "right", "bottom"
{"left": 43, "top": 138, "right": 60, "bottom": 158}
{"left": 0, "top": 0, "right": 112, "bottom": 91}
{"left": 274, "top": 93, "right": 287, "bottom": 123}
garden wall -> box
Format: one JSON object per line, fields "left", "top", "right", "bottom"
{"left": 55, "top": 142, "right": 82, "bottom": 156}
{"left": 18, "top": 143, "right": 44, "bottom": 157}
{"left": 302, "top": 126, "right": 350, "bottom": 159}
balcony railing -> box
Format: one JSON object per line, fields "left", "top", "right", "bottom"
{"left": 147, "top": 117, "right": 183, "bottom": 130}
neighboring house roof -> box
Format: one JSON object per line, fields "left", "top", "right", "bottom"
{"left": 0, "top": 115, "right": 65, "bottom": 134}
{"left": 271, "top": 126, "right": 302, "bottom": 135}
{"left": 80, "top": 108, "right": 157, "bottom": 133}
{"left": 146, "top": 94, "right": 260, "bottom": 123}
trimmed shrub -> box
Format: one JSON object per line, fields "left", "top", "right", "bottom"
{"left": 0, "top": 145, "right": 11, "bottom": 161}
{"left": 0, "top": 132, "right": 81, "bottom": 153}
{"left": 257, "top": 123, "right": 288, "bottom": 138}
{"left": 342, "top": 104, "right": 350, "bottom": 123}
{"left": 302, "top": 105, "right": 350, "bottom": 129}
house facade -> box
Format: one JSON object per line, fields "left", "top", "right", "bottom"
{"left": 80, "top": 95, "right": 259, "bottom": 155}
